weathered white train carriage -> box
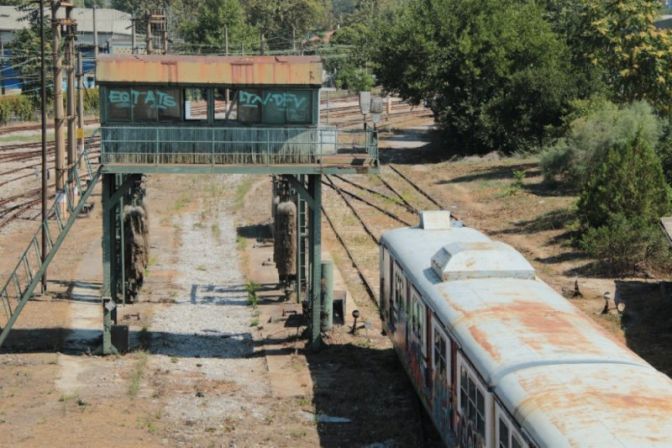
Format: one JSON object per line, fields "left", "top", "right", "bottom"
{"left": 379, "top": 211, "right": 672, "bottom": 448}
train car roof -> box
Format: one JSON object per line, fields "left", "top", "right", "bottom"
{"left": 381, "top": 221, "right": 672, "bottom": 446}
{"left": 498, "top": 363, "right": 672, "bottom": 447}
{"left": 96, "top": 54, "right": 323, "bottom": 86}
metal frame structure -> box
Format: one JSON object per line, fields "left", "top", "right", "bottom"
{"left": 94, "top": 55, "right": 377, "bottom": 353}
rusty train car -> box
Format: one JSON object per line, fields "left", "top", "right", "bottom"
{"left": 379, "top": 211, "right": 672, "bottom": 447}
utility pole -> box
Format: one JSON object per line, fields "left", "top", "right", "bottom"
{"left": 40, "top": 0, "right": 47, "bottom": 292}
{"left": 145, "top": 11, "right": 153, "bottom": 55}
{"left": 161, "top": 9, "right": 168, "bottom": 54}
{"left": 0, "top": 36, "right": 5, "bottom": 95}
{"left": 292, "top": 26, "right": 296, "bottom": 54}
{"left": 52, "top": 1, "right": 65, "bottom": 196}
{"left": 92, "top": 4, "right": 98, "bottom": 58}
{"left": 65, "top": 4, "right": 77, "bottom": 199}
{"left": 259, "top": 32, "right": 264, "bottom": 55}
{"left": 225, "top": 25, "right": 229, "bottom": 104}
{"left": 76, "top": 52, "right": 84, "bottom": 163}
{"left": 131, "top": 15, "right": 136, "bottom": 54}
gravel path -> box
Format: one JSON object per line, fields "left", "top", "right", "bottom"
{"left": 147, "top": 179, "right": 271, "bottom": 445}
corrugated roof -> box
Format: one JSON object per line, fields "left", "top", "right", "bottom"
{"left": 0, "top": 6, "right": 131, "bottom": 35}
{"left": 96, "top": 54, "right": 323, "bottom": 86}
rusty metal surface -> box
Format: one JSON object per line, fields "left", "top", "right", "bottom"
{"left": 498, "top": 363, "right": 672, "bottom": 447}
{"left": 96, "top": 54, "right": 323, "bottom": 86}
{"left": 381, "top": 223, "right": 672, "bottom": 446}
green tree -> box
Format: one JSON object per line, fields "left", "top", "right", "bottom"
{"left": 244, "top": 0, "right": 327, "bottom": 51}
{"left": 578, "top": 132, "right": 671, "bottom": 230}
{"left": 179, "top": 0, "right": 255, "bottom": 52}
{"left": 545, "top": 0, "right": 672, "bottom": 114}
{"left": 9, "top": 3, "right": 54, "bottom": 104}
{"left": 374, "top": 0, "right": 575, "bottom": 153}
{"left": 577, "top": 131, "right": 671, "bottom": 271}
{"left": 325, "top": 23, "right": 374, "bottom": 90}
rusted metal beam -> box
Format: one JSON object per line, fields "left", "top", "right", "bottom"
{"left": 96, "top": 55, "right": 323, "bottom": 86}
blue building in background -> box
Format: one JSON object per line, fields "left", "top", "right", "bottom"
{"left": 0, "top": 5, "right": 134, "bottom": 93}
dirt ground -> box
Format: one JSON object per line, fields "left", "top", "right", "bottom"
{"left": 1, "top": 112, "right": 671, "bottom": 447}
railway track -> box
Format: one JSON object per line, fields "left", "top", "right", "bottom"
{"left": 0, "top": 96, "right": 431, "bottom": 230}
{"left": 321, "top": 164, "right": 451, "bottom": 308}
{"left": 0, "top": 117, "right": 99, "bottom": 137}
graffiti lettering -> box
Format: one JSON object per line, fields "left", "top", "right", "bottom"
{"left": 109, "top": 89, "right": 177, "bottom": 110}
{"left": 239, "top": 91, "right": 308, "bottom": 111}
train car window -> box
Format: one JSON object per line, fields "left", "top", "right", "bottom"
{"left": 460, "top": 368, "right": 468, "bottom": 413}
{"left": 286, "top": 90, "right": 312, "bottom": 124}
{"left": 499, "top": 418, "right": 509, "bottom": 448}
{"left": 157, "top": 88, "right": 180, "bottom": 121}
{"left": 214, "top": 88, "right": 236, "bottom": 120}
{"left": 417, "top": 298, "right": 426, "bottom": 356}
{"left": 238, "top": 89, "right": 262, "bottom": 123}
{"left": 512, "top": 435, "right": 523, "bottom": 448}
{"left": 107, "top": 88, "right": 131, "bottom": 121}
{"left": 184, "top": 88, "right": 208, "bottom": 121}
{"left": 381, "top": 248, "right": 391, "bottom": 320}
{"left": 433, "top": 329, "right": 447, "bottom": 376}
{"left": 460, "top": 366, "right": 486, "bottom": 439}
{"left": 131, "top": 87, "right": 158, "bottom": 121}
{"left": 393, "top": 262, "right": 405, "bottom": 324}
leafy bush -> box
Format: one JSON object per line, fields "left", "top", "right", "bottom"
{"left": 0, "top": 95, "right": 35, "bottom": 125}
{"left": 577, "top": 132, "right": 671, "bottom": 271}
{"left": 84, "top": 87, "right": 99, "bottom": 115}
{"left": 580, "top": 214, "right": 668, "bottom": 274}
{"left": 540, "top": 100, "right": 661, "bottom": 188}
{"left": 335, "top": 66, "right": 374, "bottom": 92}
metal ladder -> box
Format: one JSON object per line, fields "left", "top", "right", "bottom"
{"left": 0, "top": 132, "right": 101, "bottom": 349}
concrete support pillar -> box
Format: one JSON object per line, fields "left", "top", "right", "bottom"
{"left": 308, "top": 174, "right": 322, "bottom": 349}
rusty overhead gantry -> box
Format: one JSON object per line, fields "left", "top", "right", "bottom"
{"left": 96, "top": 54, "right": 379, "bottom": 354}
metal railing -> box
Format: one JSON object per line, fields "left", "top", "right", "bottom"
{"left": 0, "top": 131, "right": 102, "bottom": 348}
{"left": 100, "top": 126, "right": 378, "bottom": 166}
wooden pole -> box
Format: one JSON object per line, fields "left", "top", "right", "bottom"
{"left": 66, "top": 5, "right": 76, "bottom": 198}
{"left": 145, "top": 12, "right": 153, "bottom": 55}
{"left": 92, "top": 5, "right": 98, "bottom": 58}
{"left": 76, "top": 52, "right": 84, "bottom": 161}
{"left": 52, "top": 1, "right": 65, "bottom": 194}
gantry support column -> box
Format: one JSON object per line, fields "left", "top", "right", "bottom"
{"left": 101, "top": 173, "right": 136, "bottom": 354}
{"left": 296, "top": 175, "right": 307, "bottom": 304}
{"left": 101, "top": 173, "right": 118, "bottom": 355}
{"left": 308, "top": 175, "right": 322, "bottom": 350}
{"left": 288, "top": 174, "right": 322, "bottom": 349}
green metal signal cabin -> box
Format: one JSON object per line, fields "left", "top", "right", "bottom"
{"left": 97, "top": 54, "right": 378, "bottom": 353}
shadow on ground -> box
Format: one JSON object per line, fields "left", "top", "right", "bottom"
{"left": 435, "top": 163, "right": 538, "bottom": 184}
{"left": 617, "top": 280, "right": 672, "bottom": 376}
{"left": 306, "top": 340, "right": 443, "bottom": 447}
